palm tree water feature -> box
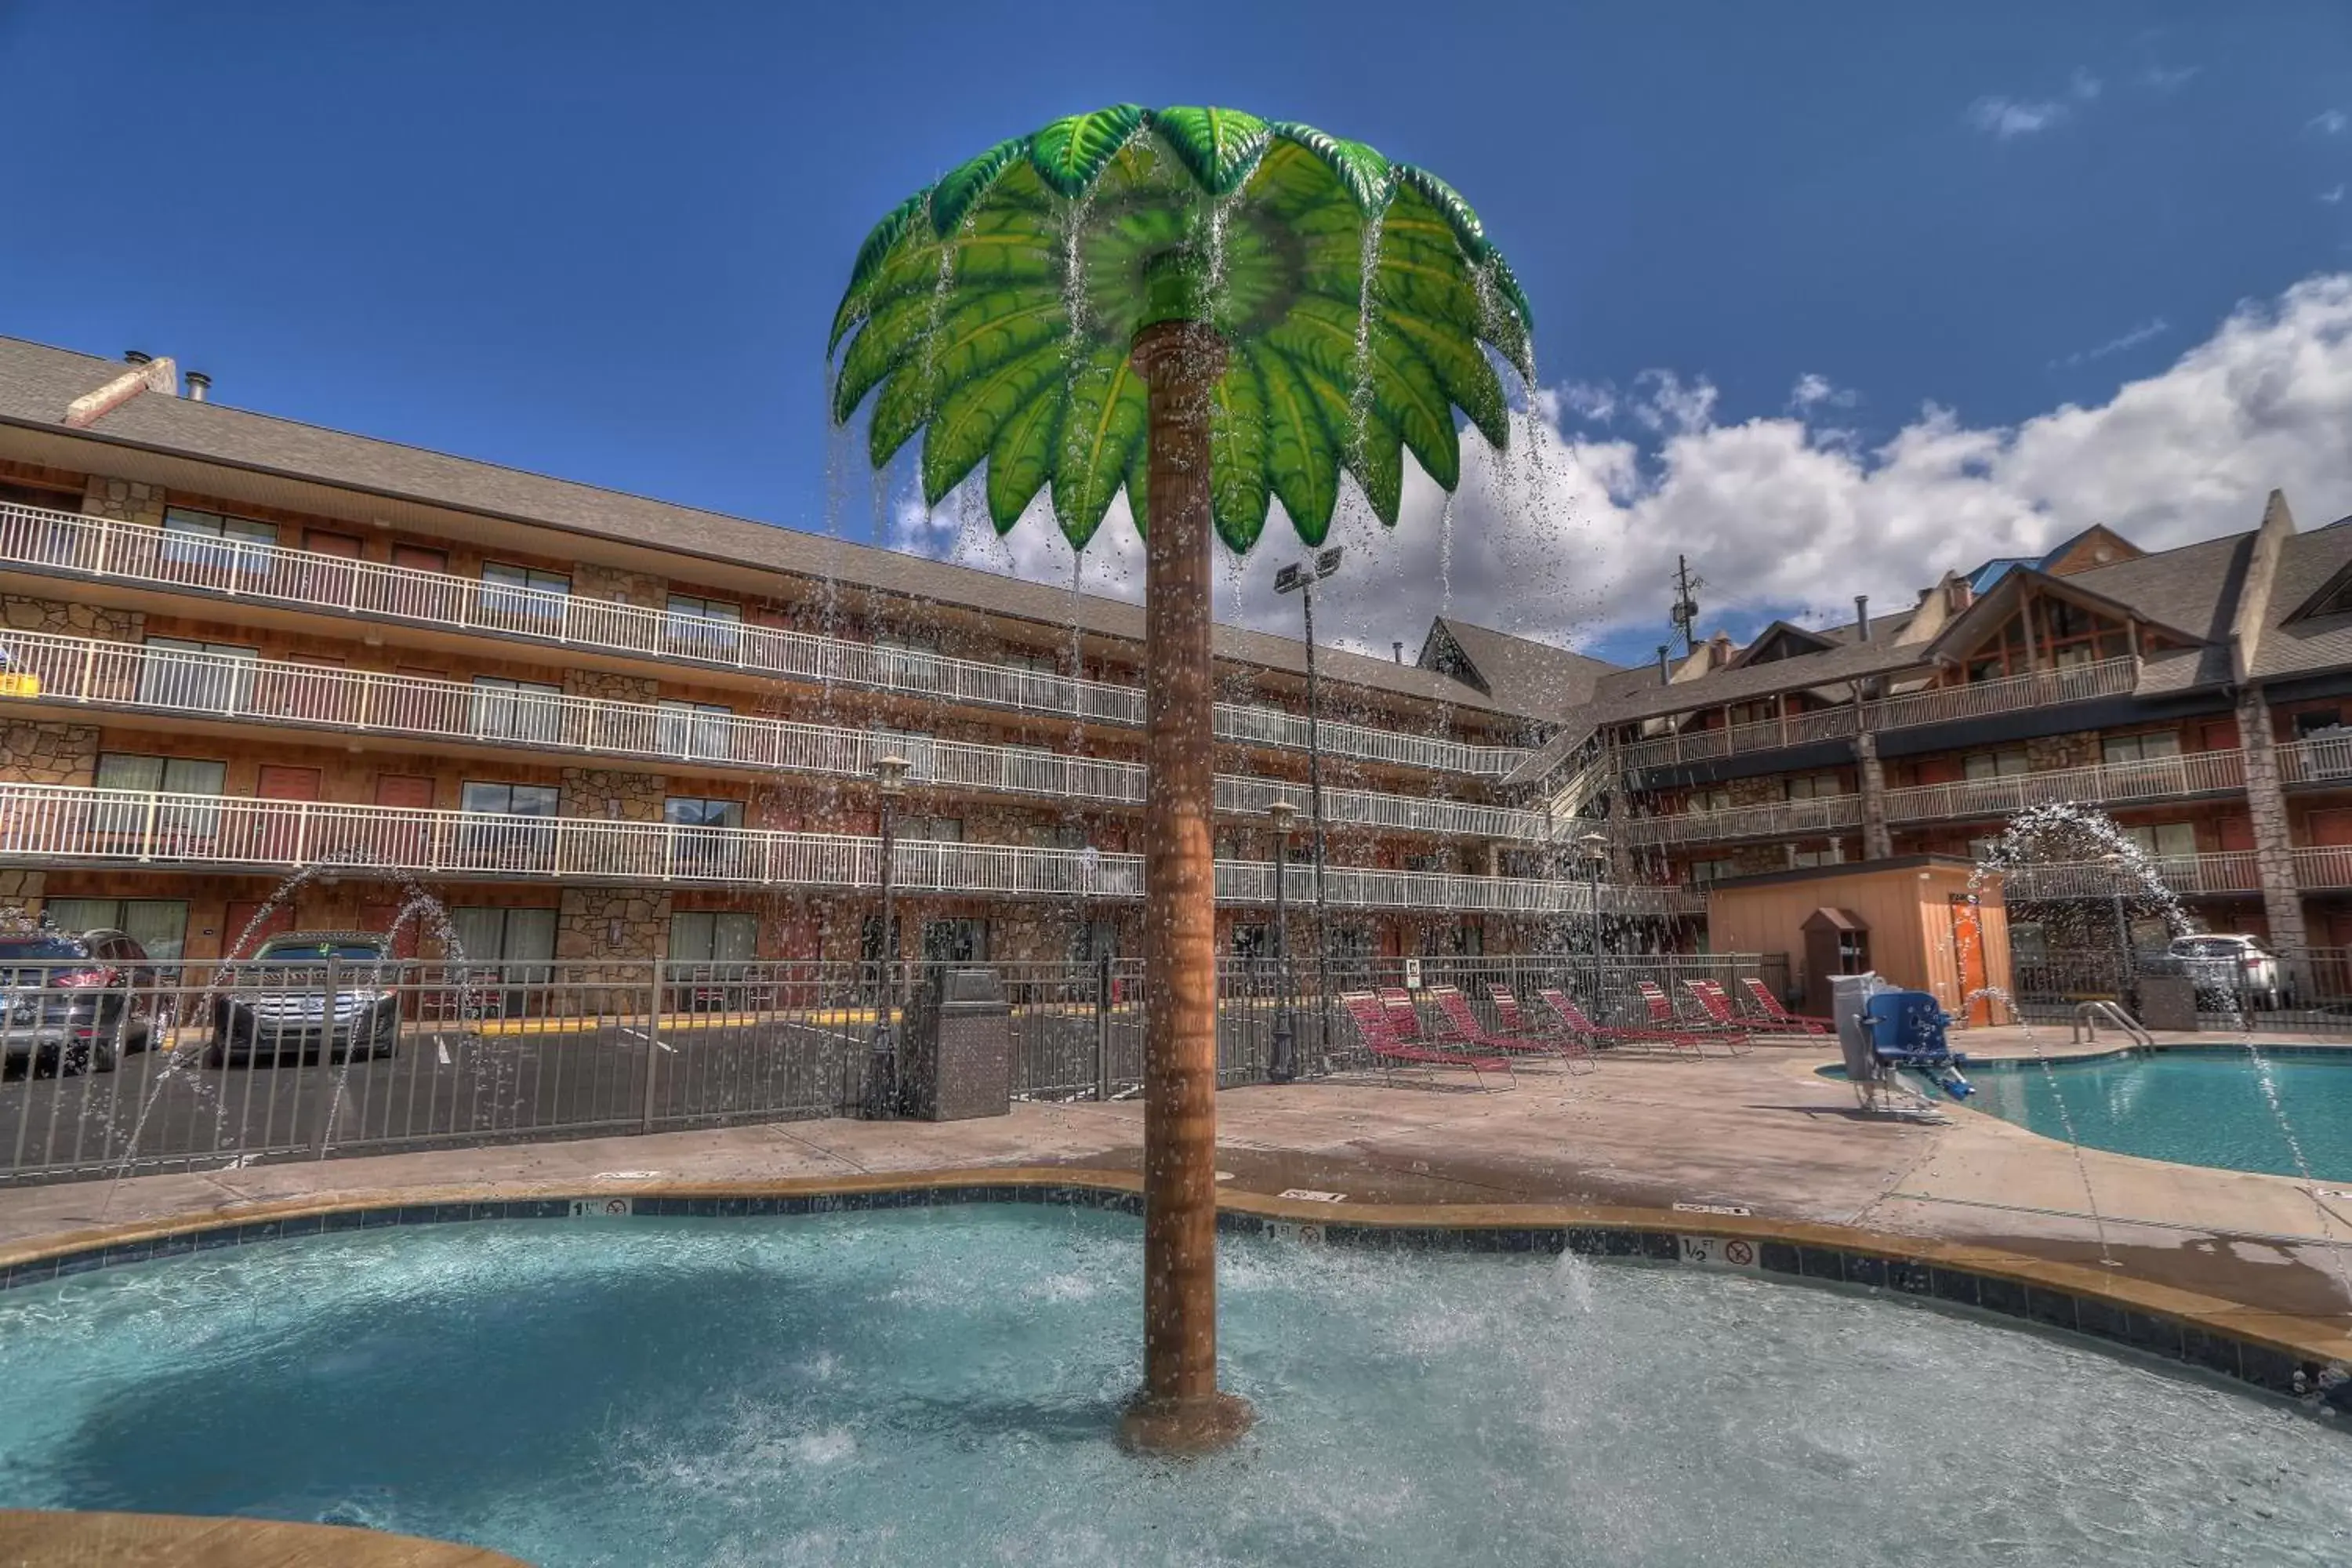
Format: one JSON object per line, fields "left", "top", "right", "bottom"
{"left": 829, "top": 105, "right": 1532, "bottom": 1452}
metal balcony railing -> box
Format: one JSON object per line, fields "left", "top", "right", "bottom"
{"left": 2292, "top": 845, "right": 2352, "bottom": 891}
{"left": 0, "top": 782, "right": 1678, "bottom": 915}
{"left": 0, "top": 502, "right": 1530, "bottom": 778}
{"left": 1996, "top": 851, "right": 2260, "bottom": 900}
{"left": 1614, "top": 793, "right": 1864, "bottom": 848}
{"left": 2276, "top": 736, "right": 2352, "bottom": 787}
{"left": 1882, "top": 749, "right": 2246, "bottom": 824}
{"left": 1612, "top": 656, "right": 2143, "bottom": 775}
{"left": 0, "top": 631, "right": 1544, "bottom": 843}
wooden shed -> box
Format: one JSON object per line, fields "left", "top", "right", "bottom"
{"left": 1704, "top": 855, "right": 2010, "bottom": 1023}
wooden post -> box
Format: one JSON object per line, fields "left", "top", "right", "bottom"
{"left": 1120, "top": 316, "right": 1254, "bottom": 1454}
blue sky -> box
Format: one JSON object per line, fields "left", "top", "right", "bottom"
{"left": 5, "top": 2, "right": 2352, "bottom": 666}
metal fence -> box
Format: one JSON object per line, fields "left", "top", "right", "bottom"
{"left": 2008, "top": 946, "right": 2352, "bottom": 1033}
{"left": 0, "top": 951, "right": 1779, "bottom": 1185}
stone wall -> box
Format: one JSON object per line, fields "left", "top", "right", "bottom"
{"left": 575, "top": 563, "right": 667, "bottom": 610}
{"left": 1, "top": 720, "right": 98, "bottom": 786}
{"left": 2, "top": 595, "right": 141, "bottom": 641}
{"left": 558, "top": 767, "right": 666, "bottom": 822}
{"left": 2024, "top": 728, "right": 2103, "bottom": 772}
{"left": 80, "top": 476, "right": 165, "bottom": 526}
{"left": 556, "top": 884, "right": 672, "bottom": 971}
{"left": 563, "top": 668, "right": 661, "bottom": 705}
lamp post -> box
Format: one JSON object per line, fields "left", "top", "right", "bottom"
{"left": 865, "top": 753, "right": 911, "bottom": 1119}
{"left": 1266, "top": 798, "right": 1298, "bottom": 1083}
{"left": 1274, "top": 546, "right": 1341, "bottom": 1058}
{"left": 2099, "top": 849, "right": 2132, "bottom": 1002}
{"left": 1576, "top": 831, "right": 1611, "bottom": 1006}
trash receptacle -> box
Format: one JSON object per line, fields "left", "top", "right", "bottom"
{"left": 902, "top": 966, "right": 1012, "bottom": 1120}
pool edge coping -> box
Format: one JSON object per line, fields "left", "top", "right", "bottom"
{"left": 2, "top": 1166, "right": 2347, "bottom": 1409}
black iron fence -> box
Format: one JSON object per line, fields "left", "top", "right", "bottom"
{"left": 0, "top": 950, "right": 1780, "bottom": 1185}
{"left": 2008, "top": 946, "right": 2352, "bottom": 1033}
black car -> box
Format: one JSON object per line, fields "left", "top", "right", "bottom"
{"left": 0, "top": 927, "right": 162, "bottom": 1075}
{"left": 209, "top": 931, "right": 404, "bottom": 1067}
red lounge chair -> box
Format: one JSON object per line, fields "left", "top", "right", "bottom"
{"left": 1485, "top": 985, "right": 1595, "bottom": 1071}
{"left": 1534, "top": 987, "right": 1706, "bottom": 1058}
{"left": 1377, "top": 986, "right": 1425, "bottom": 1040}
{"left": 1339, "top": 991, "right": 1508, "bottom": 1077}
{"left": 1676, "top": 979, "right": 1755, "bottom": 1054}
{"left": 1426, "top": 985, "right": 1553, "bottom": 1059}
{"left": 1740, "top": 977, "right": 1834, "bottom": 1036}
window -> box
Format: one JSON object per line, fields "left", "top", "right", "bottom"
{"left": 874, "top": 633, "right": 942, "bottom": 688}
{"left": 1232, "top": 924, "right": 1269, "bottom": 960}
{"left": 42, "top": 898, "right": 189, "bottom": 962}
{"left": 460, "top": 782, "right": 560, "bottom": 816}
{"left": 94, "top": 753, "right": 226, "bottom": 796}
{"left": 900, "top": 815, "right": 962, "bottom": 843}
{"left": 162, "top": 507, "right": 275, "bottom": 572}
{"left": 1729, "top": 700, "right": 1777, "bottom": 728}
{"left": 1784, "top": 773, "right": 1842, "bottom": 801}
{"left": 1684, "top": 785, "right": 1733, "bottom": 815}
{"left": 469, "top": 677, "right": 564, "bottom": 743}
{"left": 869, "top": 725, "right": 937, "bottom": 780}
{"left": 665, "top": 797, "right": 744, "bottom": 829}
{"left": 138, "top": 637, "right": 259, "bottom": 712}
{"left": 481, "top": 562, "right": 569, "bottom": 618}
{"left": 2125, "top": 822, "right": 2198, "bottom": 858}
{"left": 1403, "top": 852, "right": 1448, "bottom": 873}
{"left": 1689, "top": 858, "right": 1737, "bottom": 884}
{"left": 1965, "top": 835, "right": 2003, "bottom": 862}
{"left": 669, "top": 909, "right": 756, "bottom": 964}
{"left": 93, "top": 753, "right": 226, "bottom": 839}
{"left": 1213, "top": 830, "right": 1242, "bottom": 862}
{"left": 1789, "top": 841, "right": 1845, "bottom": 869}
{"left": 1027, "top": 822, "right": 1086, "bottom": 850}
{"left": 2103, "top": 732, "right": 2182, "bottom": 766}
{"left": 658, "top": 699, "right": 733, "bottom": 759}
{"left": 664, "top": 595, "right": 742, "bottom": 648}
{"left": 2296, "top": 708, "right": 2346, "bottom": 739}
{"left": 1963, "top": 750, "right": 2030, "bottom": 781}
{"left": 920, "top": 918, "right": 987, "bottom": 963}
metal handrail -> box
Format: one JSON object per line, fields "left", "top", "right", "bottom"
{"left": 0, "top": 630, "right": 1547, "bottom": 842}
{"left": 2071, "top": 1000, "right": 2154, "bottom": 1048}
{"left": 1882, "top": 750, "right": 2246, "bottom": 824}
{"left": 0, "top": 501, "right": 1530, "bottom": 777}
{"left": 0, "top": 781, "right": 1687, "bottom": 914}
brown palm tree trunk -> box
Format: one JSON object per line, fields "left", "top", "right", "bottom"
{"left": 1121, "top": 318, "right": 1252, "bottom": 1454}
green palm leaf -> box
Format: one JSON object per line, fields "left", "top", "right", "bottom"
{"left": 1148, "top": 107, "right": 1272, "bottom": 196}
{"left": 986, "top": 381, "right": 1063, "bottom": 531}
{"left": 1267, "top": 123, "right": 1392, "bottom": 216}
{"left": 1247, "top": 343, "right": 1341, "bottom": 544}
{"left": 1029, "top": 104, "right": 1146, "bottom": 198}
{"left": 1381, "top": 308, "right": 1508, "bottom": 452}
{"left": 930, "top": 136, "right": 1031, "bottom": 235}
{"left": 1054, "top": 346, "right": 1147, "bottom": 546}
{"left": 1392, "top": 164, "right": 1490, "bottom": 262}
{"left": 922, "top": 339, "right": 1068, "bottom": 506}
{"left": 1208, "top": 358, "right": 1271, "bottom": 553}
{"left": 1264, "top": 295, "right": 1459, "bottom": 492}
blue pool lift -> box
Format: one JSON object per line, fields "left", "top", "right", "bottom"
{"left": 1833, "top": 974, "right": 1973, "bottom": 1111}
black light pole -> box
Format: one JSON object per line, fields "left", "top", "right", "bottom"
{"left": 1274, "top": 546, "right": 1341, "bottom": 1062}
{"left": 865, "top": 753, "right": 910, "bottom": 1118}
{"left": 1266, "top": 798, "right": 1298, "bottom": 1082}
{"left": 1577, "top": 831, "right": 1610, "bottom": 1006}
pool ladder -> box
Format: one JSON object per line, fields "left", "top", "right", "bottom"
{"left": 2070, "top": 1000, "right": 2153, "bottom": 1049}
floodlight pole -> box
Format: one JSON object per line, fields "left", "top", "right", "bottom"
{"left": 1577, "top": 831, "right": 1611, "bottom": 1007}
{"left": 863, "top": 753, "right": 910, "bottom": 1119}
{"left": 1276, "top": 548, "right": 1341, "bottom": 1069}
{"left": 1267, "top": 798, "right": 1298, "bottom": 1083}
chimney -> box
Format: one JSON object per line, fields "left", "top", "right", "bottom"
{"left": 1854, "top": 595, "right": 1871, "bottom": 641}
{"left": 123, "top": 350, "right": 151, "bottom": 366}
{"left": 1657, "top": 644, "right": 1671, "bottom": 685}
{"left": 184, "top": 371, "right": 211, "bottom": 403}
{"left": 1392, "top": 641, "right": 1404, "bottom": 664}
{"left": 1944, "top": 578, "right": 1973, "bottom": 614}
{"left": 1708, "top": 630, "right": 1733, "bottom": 670}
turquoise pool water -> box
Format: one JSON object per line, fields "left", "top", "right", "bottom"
{"left": 0, "top": 1209, "right": 2344, "bottom": 1566}
{"left": 1969, "top": 1047, "right": 2352, "bottom": 1181}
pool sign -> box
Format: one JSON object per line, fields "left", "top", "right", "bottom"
{"left": 569, "top": 1197, "right": 633, "bottom": 1218}
{"left": 1678, "top": 1235, "right": 1759, "bottom": 1270}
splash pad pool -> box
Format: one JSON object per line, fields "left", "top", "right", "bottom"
{"left": 0, "top": 1203, "right": 2343, "bottom": 1567}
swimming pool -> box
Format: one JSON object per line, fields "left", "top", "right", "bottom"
{"left": 1968, "top": 1047, "right": 2352, "bottom": 1181}
{"left": 0, "top": 1207, "right": 2343, "bottom": 1566}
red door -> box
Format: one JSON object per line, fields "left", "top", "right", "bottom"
{"left": 256, "top": 766, "right": 321, "bottom": 862}
{"left": 373, "top": 774, "right": 436, "bottom": 869}
{"left": 258, "top": 765, "right": 321, "bottom": 801}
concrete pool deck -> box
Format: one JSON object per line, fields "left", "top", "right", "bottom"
{"left": 5, "top": 1031, "right": 2349, "bottom": 1343}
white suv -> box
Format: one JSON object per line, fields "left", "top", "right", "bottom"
{"left": 2167, "top": 935, "right": 2284, "bottom": 1011}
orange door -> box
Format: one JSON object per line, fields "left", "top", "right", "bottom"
{"left": 1950, "top": 894, "right": 1992, "bottom": 1025}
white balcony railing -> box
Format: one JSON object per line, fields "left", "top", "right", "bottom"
{"left": 2277, "top": 736, "right": 2352, "bottom": 787}
{"left": 1616, "top": 793, "right": 1864, "bottom": 848}
{"left": 1613, "top": 656, "right": 2143, "bottom": 775}
{"left": 1882, "top": 749, "right": 2246, "bottom": 825}
{"left": 1996, "top": 851, "right": 2261, "bottom": 900}
{"left": 0, "top": 782, "right": 1690, "bottom": 916}
{"left": 0, "top": 630, "right": 1545, "bottom": 843}
{"left": 2292, "top": 845, "right": 2352, "bottom": 891}
{"left": 0, "top": 502, "right": 1530, "bottom": 778}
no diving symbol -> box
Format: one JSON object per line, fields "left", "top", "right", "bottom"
{"left": 1723, "top": 1240, "right": 1755, "bottom": 1267}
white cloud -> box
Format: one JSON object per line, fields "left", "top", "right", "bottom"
{"left": 2312, "top": 109, "right": 2349, "bottom": 136}
{"left": 2048, "top": 317, "right": 2170, "bottom": 369}
{"left": 2069, "top": 67, "right": 2103, "bottom": 101}
{"left": 881, "top": 274, "right": 2352, "bottom": 677}
{"left": 2142, "top": 64, "right": 2199, "bottom": 92}
{"left": 2322, "top": 184, "right": 2347, "bottom": 206}
{"left": 1788, "top": 373, "right": 1857, "bottom": 414}
{"left": 1968, "top": 96, "right": 2068, "bottom": 138}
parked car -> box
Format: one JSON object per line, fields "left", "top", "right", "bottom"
{"left": 0, "top": 927, "right": 161, "bottom": 1075}
{"left": 208, "top": 931, "right": 404, "bottom": 1067}
{"left": 2167, "top": 934, "right": 2285, "bottom": 1011}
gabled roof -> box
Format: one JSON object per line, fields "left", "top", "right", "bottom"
{"left": 1730, "top": 620, "right": 1839, "bottom": 667}
{"left": 1929, "top": 555, "right": 2217, "bottom": 665}
{"left": 1417, "top": 617, "right": 1621, "bottom": 719}
{"left": 0, "top": 336, "right": 1525, "bottom": 718}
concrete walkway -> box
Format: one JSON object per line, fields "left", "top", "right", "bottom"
{"left": 8, "top": 1040, "right": 2347, "bottom": 1333}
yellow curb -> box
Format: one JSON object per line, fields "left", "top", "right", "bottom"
{"left": 0, "top": 1507, "right": 528, "bottom": 1566}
